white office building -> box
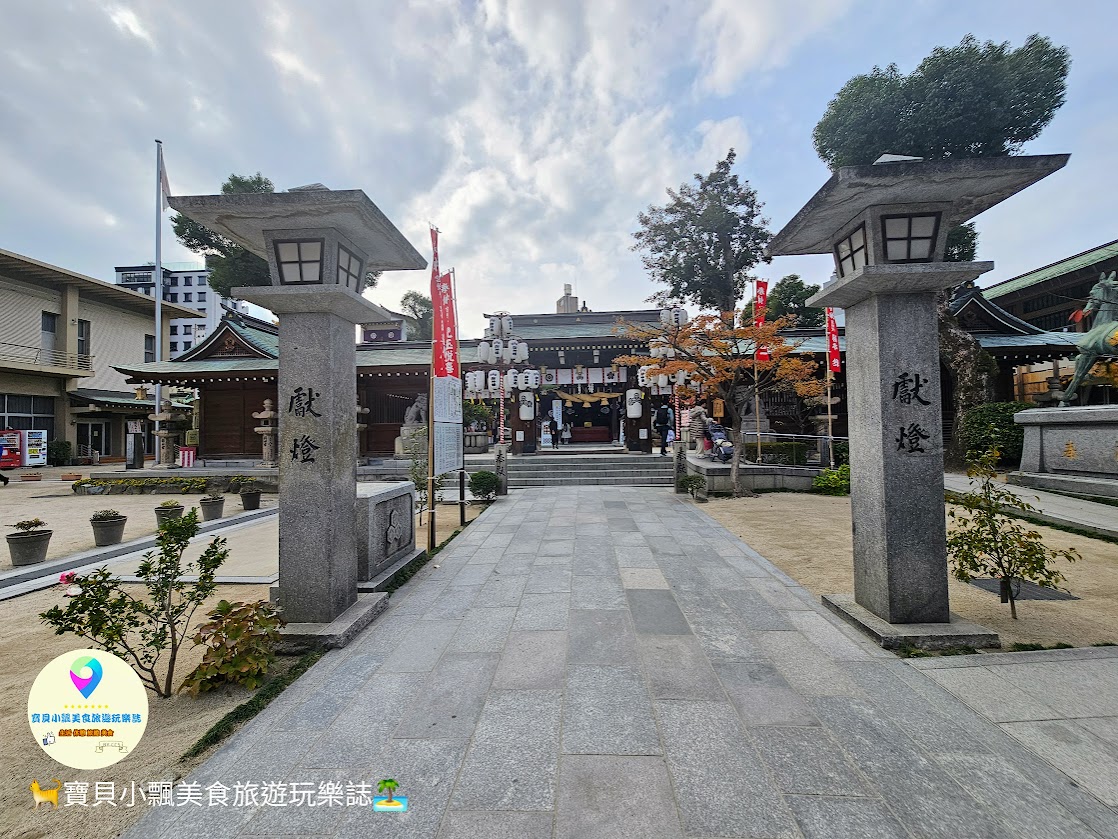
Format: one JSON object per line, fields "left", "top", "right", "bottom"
{"left": 114, "top": 262, "right": 223, "bottom": 357}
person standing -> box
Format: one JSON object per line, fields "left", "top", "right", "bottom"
{"left": 654, "top": 399, "right": 674, "bottom": 456}
{"left": 548, "top": 417, "right": 559, "bottom": 449}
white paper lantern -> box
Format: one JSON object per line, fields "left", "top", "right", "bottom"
{"left": 657, "top": 374, "right": 669, "bottom": 388}
{"left": 476, "top": 341, "right": 491, "bottom": 364}
{"left": 637, "top": 366, "right": 650, "bottom": 388}
{"left": 661, "top": 306, "right": 689, "bottom": 327}
{"left": 515, "top": 340, "right": 529, "bottom": 362}
{"left": 524, "top": 369, "right": 541, "bottom": 389}
{"left": 504, "top": 370, "right": 518, "bottom": 392}
{"left": 487, "top": 370, "right": 501, "bottom": 392}
{"left": 491, "top": 338, "right": 504, "bottom": 362}
{"left": 518, "top": 392, "right": 535, "bottom": 420}
{"left": 501, "top": 315, "right": 513, "bottom": 336}
{"left": 673, "top": 369, "right": 689, "bottom": 384}
{"left": 517, "top": 371, "right": 531, "bottom": 390}
{"left": 501, "top": 340, "right": 514, "bottom": 364}
{"left": 625, "top": 389, "right": 643, "bottom": 418}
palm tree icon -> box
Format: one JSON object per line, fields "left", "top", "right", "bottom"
{"left": 377, "top": 778, "right": 399, "bottom": 805}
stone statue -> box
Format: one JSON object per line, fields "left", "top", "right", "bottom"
{"left": 403, "top": 393, "right": 428, "bottom": 426}
{"left": 1060, "top": 271, "right": 1118, "bottom": 406}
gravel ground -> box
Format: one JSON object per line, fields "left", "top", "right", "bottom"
{"left": 702, "top": 492, "right": 1118, "bottom": 649}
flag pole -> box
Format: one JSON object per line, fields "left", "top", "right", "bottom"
{"left": 826, "top": 367, "right": 835, "bottom": 468}
{"left": 427, "top": 227, "right": 439, "bottom": 553}
{"left": 752, "top": 280, "right": 761, "bottom": 461}
{"left": 153, "top": 140, "right": 164, "bottom": 445}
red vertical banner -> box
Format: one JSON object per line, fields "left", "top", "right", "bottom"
{"left": 431, "top": 270, "right": 460, "bottom": 379}
{"left": 826, "top": 307, "right": 842, "bottom": 373}
{"left": 754, "top": 279, "right": 770, "bottom": 362}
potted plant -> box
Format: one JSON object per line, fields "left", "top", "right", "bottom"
{"left": 89, "top": 509, "right": 127, "bottom": 547}
{"left": 239, "top": 482, "right": 262, "bottom": 511}
{"left": 199, "top": 494, "right": 225, "bottom": 522}
{"left": 7, "top": 519, "right": 52, "bottom": 566}
{"left": 60, "top": 471, "right": 83, "bottom": 482}
{"left": 155, "top": 499, "right": 185, "bottom": 525}
{"left": 20, "top": 473, "right": 42, "bottom": 482}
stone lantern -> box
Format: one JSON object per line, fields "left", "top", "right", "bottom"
{"left": 170, "top": 187, "right": 425, "bottom": 637}
{"left": 768, "top": 154, "right": 1067, "bottom": 645}
{"left": 252, "top": 398, "right": 279, "bottom": 469}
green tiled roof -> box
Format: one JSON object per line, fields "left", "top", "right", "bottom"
{"left": 229, "top": 321, "right": 278, "bottom": 356}
{"left": 984, "top": 240, "right": 1118, "bottom": 300}
{"left": 512, "top": 321, "right": 655, "bottom": 340}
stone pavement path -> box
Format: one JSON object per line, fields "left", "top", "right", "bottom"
{"left": 128, "top": 487, "right": 1118, "bottom": 839}
{"left": 944, "top": 472, "right": 1118, "bottom": 538}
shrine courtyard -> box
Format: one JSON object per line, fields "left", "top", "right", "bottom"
{"left": 117, "top": 485, "right": 1118, "bottom": 839}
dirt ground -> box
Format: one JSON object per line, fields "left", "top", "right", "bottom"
{"left": 0, "top": 582, "right": 272, "bottom": 839}
{"left": 0, "top": 468, "right": 275, "bottom": 572}
{"left": 702, "top": 493, "right": 1118, "bottom": 649}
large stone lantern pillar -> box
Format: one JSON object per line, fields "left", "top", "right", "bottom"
{"left": 170, "top": 188, "right": 426, "bottom": 637}
{"left": 768, "top": 155, "right": 1067, "bottom": 644}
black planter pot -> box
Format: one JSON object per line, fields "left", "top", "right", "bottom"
{"left": 240, "top": 491, "right": 261, "bottom": 511}
{"left": 199, "top": 498, "right": 225, "bottom": 521}
{"left": 7, "top": 530, "right": 52, "bottom": 566}
{"left": 90, "top": 517, "right": 127, "bottom": 547}
{"left": 155, "top": 505, "right": 184, "bottom": 525}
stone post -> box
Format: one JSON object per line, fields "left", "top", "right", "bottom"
{"left": 495, "top": 443, "right": 509, "bottom": 495}
{"left": 356, "top": 399, "right": 370, "bottom": 461}
{"left": 672, "top": 440, "right": 687, "bottom": 493}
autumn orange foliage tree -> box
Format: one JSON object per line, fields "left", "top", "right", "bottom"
{"left": 616, "top": 310, "right": 823, "bottom": 496}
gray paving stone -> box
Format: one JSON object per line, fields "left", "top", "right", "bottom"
{"left": 562, "top": 665, "right": 661, "bottom": 755}
{"left": 353, "top": 613, "right": 421, "bottom": 655}
{"left": 539, "top": 539, "right": 576, "bottom": 556}
{"left": 787, "top": 609, "right": 886, "bottom": 661}
{"left": 525, "top": 565, "right": 572, "bottom": 593}
{"left": 513, "top": 592, "right": 570, "bottom": 631}
{"left": 394, "top": 653, "right": 498, "bottom": 739}
{"left": 300, "top": 672, "right": 428, "bottom": 769}
{"left": 614, "top": 545, "right": 658, "bottom": 567}
{"left": 620, "top": 568, "right": 669, "bottom": 589}
{"left": 571, "top": 551, "right": 619, "bottom": 576}
{"left": 698, "top": 565, "right": 756, "bottom": 589}
{"left": 715, "top": 660, "right": 820, "bottom": 726}
{"left": 472, "top": 574, "right": 527, "bottom": 607}
{"left": 493, "top": 630, "right": 568, "bottom": 690}
{"left": 555, "top": 755, "right": 683, "bottom": 839}
{"left": 627, "top": 588, "right": 692, "bottom": 634}
{"left": 389, "top": 581, "right": 450, "bottom": 615}
{"left": 239, "top": 768, "right": 359, "bottom": 835}
{"left": 447, "top": 606, "right": 516, "bottom": 653}
{"left": 719, "top": 588, "right": 795, "bottom": 631}
{"left": 751, "top": 725, "right": 870, "bottom": 795}
{"left": 451, "top": 689, "right": 562, "bottom": 810}
{"left": 421, "top": 584, "right": 482, "bottom": 620}
{"left": 570, "top": 574, "right": 626, "bottom": 609}
{"left": 756, "top": 630, "right": 864, "bottom": 697}
{"left": 785, "top": 796, "right": 909, "bottom": 839}
{"left": 656, "top": 700, "right": 800, "bottom": 838}
{"left": 1001, "top": 719, "right": 1118, "bottom": 807}
{"left": 502, "top": 539, "right": 543, "bottom": 555}
{"left": 567, "top": 609, "right": 639, "bottom": 665}
{"left": 922, "top": 665, "right": 1059, "bottom": 723}
{"left": 437, "top": 812, "right": 554, "bottom": 839}
{"left": 937, "top": 752, "right": 1105, "bottom": 838}
{"left": 994, "top": 660, "right": 1118, "bottom": 718}
{"left": 612, "top": 531, "right": 648, "bottom": 546}
{"left": 494, "top": 553, "right": 535, "bottom": 575}
{"left": 637, "top": 635, "right": 725, "bottom": 700}
{"left": 379, "top": 619, "right": 460, "bottom": 673}
{"left": 451, "top": 562, "right": 496, "bottom": 587}
{"left": 334, "top": 738, "right": 469, "bottom": 839}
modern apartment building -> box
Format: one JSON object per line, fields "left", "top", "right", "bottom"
{"left": 0, "top": 249, "right": 199, "bottom": 459}
{"left": 114, "top": 262, "right": 224, "bottom": 357}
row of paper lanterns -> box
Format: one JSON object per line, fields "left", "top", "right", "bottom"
{"left": 464, "top": 369, "right": 542, "bottom": 394}
{"left": 637, "top": 366, "right": 691, "bottom": 388}
{"left": 476, "top": 337, "right": 529, "bottom": 365}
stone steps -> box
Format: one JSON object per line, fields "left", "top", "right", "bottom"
{"left": 507, "top": 455, "right": 673, "bottom": 487}
{"left": 512, "top": 475, "right": 673, "bottom": 487}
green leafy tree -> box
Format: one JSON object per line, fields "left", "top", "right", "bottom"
{"left": 812, "top": 34, "right": 1069, "bottom": 464}
{"left": 401, "top": 291, "right": 434, "bottom": 341}
{"left": 947, "top": 447, "right": 1079, "bottom": 619}
{"left": 40, "top": 511, "right": 228, "bottom": 697}
{"left": 633, "top": 149, "right": 772, "bottom": 314}
{"left": 173, "top": 173, "right": 274, "bottom": 300}
{"left": 174, "top": 173, "right": 380, "bottom": 298}
{"left": 765, "top": 274, "right": 823, "bottom": 328}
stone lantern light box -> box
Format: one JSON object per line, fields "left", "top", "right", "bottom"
{"left": 769, "top": 153, "right": 1068, "bottom": 643}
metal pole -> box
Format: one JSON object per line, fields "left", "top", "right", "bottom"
{"left": 459, "top": 469, "right": 466, "bottom": 526}
{"left": 154, "top": 141, "right": 164, "bottom": 437}
{"left": 752, "top": 279, "right": 761, "bottom": 461}
{"left": 427, "top": 369, "right": 436, "bottom": 553}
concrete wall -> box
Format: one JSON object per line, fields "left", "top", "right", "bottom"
{"left": 0, "top": 276, "right": 58, "bottom": 347}
{"left": 78, "top": 299, "right": 157, "bottom": 393}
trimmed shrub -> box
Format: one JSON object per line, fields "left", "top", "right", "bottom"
{"left": 468, "top": 470, "right": 501, "bottom": 501}
{"left": 832, "top": 441, "right": 849, "bottom": 466}
{"left": 47, "top": 439, "right": 72, "bottom": 467}
{"left": 812, "top": 464, "right": 851, "bottom": 495}
{"left": 741, "top": 441, "right": 809, "bottom": 466}
{"left": 958, "top": 402, "right": 1034, "bottom": 465}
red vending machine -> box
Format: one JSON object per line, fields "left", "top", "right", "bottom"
{"left": 0, "top": 430, "right": 22, "bottom": 469}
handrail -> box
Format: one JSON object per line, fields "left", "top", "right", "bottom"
{"left": 0, "top": 341, "right": 93, "bottom": 371}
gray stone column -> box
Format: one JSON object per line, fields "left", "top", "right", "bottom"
{"left": 276, "top": 311, "right": 358, "bottom": 624}
{"left": 844, "top": 291, "right": 949, "bottom": 623}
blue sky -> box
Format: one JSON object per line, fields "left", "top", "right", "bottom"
{"left": 1, "top": 0, "right": 1114, "bottom": 336}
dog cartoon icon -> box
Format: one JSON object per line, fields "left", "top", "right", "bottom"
{"left": 30, "top": 779, "right": 61, "bottom": 809}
